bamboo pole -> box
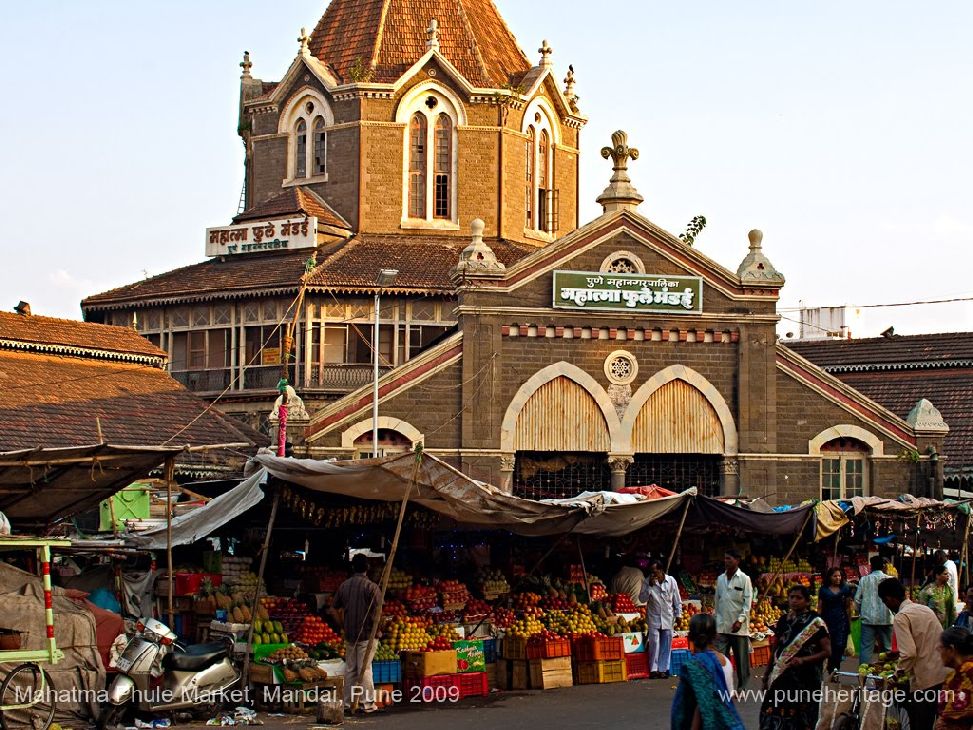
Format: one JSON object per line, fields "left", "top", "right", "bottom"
{"left": 353, "top": 450, "right": 422, "bottom": 712}
{"left": 242, "top": 488, "right": 281, "bottom": 698}
{"left": 961, "top": 510, "right": 971, "bottom": 590}
{"left": 577, "top": 536, "right": 592, "bottom": 603}
{"left": 164, "top": 458, "right": 175, "bottom": 628}
{"left": 759, "top": 508, "right": 815, "bottom": 602}
{"left": 910, "top": 515, "right": 921, "bottom": 596}
{"left": 665, "top": 498, "right": 692, "bottom": 574}
{"left": 529, "top": 534, "right": 570, "bottom": 577}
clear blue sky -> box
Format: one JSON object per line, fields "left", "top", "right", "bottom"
{"left": 2, "top": 1, "right": 971, "bottom": 337}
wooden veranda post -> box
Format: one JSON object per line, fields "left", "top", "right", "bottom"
{"left": 665, "top": 498, "right": 692, "bottom": 574}
{"left": 164, "top": 457, "right": 175, "bottom": 627}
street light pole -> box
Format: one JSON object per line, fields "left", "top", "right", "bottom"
{"left": 373, "top": 268, "right": 398, "bottom": 457}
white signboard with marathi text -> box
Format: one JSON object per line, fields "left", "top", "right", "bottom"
{"left": 205, "top": 217, "right": 318, "bottom": 257}
{"left": 553, "top": 270, "right": 703, "bottom": 314}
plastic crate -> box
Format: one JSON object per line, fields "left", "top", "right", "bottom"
{"left": 751, "top": 644, "right": 772, "bottom": 668}
{"left": 404, "top": 673, "right": 462, "bottom": 702}
{"left": 574, "top": 659, "right": 627, "bottom": 684}
{"left": 670, "top": 649, "right": 692, "bottom": 677}
{"left": 373, "top": 660, "right": 401, "bottom": 684}
{"left": 458, "top": 671, "right": 489, "bottom": 698}
{"left": 571, "top": 635, "right": 624, "bottom": 662}
{"left": 483, "top": 637, "right": 497, "bottom": 664}
{"left": 502, "top": 636, "right": 528, "bottom": 660}
{"left": 625, "top": 652, "right": 650, "bottom": 679}
{"left": 527, "top": 636, "right": 571, "bottom": 659}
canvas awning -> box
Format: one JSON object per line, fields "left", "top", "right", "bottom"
{"left": 0, "top": 444, "right": 186, "bottom": 527}
{"left": 253, "top": 452, "right": 693, "bottom": 537}
{"left": 129, "top": 468, "right": 267, "bottom": 550}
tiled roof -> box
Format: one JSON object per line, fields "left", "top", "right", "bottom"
{"left": 0, "top": 349, "right": 264, "bottom": 452}
{"left": 308, "top": 0, "right": 532, "bottom": 87}
{"left": 787, "top": 332, "right": 973, "bottom": 371}
{"left": 305, "top": 234, "right": 535, "bottom": 292}
{"left": 83, "top": 234, "right": 535, "bottom": 309}
{"left": 788, "top": 334, "right": 973, "bottom": 470}
{"left": 824, "top": 369, "right": 973, "bottom": 470}
{"left": 233, "top": 187, "right": 351, "bottom": 230}
{"left": 82, "top": 249, "right": 314, "bottom": 310}
{"left": 0, "top": 311, "right": 165, "bottom": 361}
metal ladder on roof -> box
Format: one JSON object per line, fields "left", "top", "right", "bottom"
{"left": 237, "top": 179, "right": 247, "bottom": 214}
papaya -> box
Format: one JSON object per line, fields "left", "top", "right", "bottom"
{"left": 271, "top": 632, "right": 280, "bottom": 644}
{"left": 262, "top": 632, "right": 271, "bottom": 645}
{"left": 253, "top": 635, "right": 262, "bottom": 646}
{"left": 273, "top": 621, "right": 283, "bottom": 634}
{"left": 253, "top": 619, "right": 263, "bottom": 634}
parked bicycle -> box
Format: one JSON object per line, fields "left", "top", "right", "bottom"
{"left": 0, "top": 539, "right": 70, "bottom": 730}
{"left": 831, "top": 669, "right": 911, "bottom": 730}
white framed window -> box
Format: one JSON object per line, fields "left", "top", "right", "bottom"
{"left": 279, "top": 90, "right": 333, "bottom": 184}
{"left": 396, "top": 82, "right": 464, "bottom": 228}
{"left": 820, "top": 437, "right": 869, "bottom": 500}
{"left": 522, "top": 98, "right": 560, "bottom": 235}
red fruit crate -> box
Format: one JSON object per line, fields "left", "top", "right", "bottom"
{"left": 404, "top": 673, "right": 462, "bottom": 702}
{"left": 458, "top": 671, "right": 489, "bottom": 698}
{"left": 527, "top": 636, "right": 571, "bottom": 659}
{"left": 751, "top": 643, "right": 772, "bottom": 668}
{"left": 625, "top": 652, "right": 650, "bottom": 680}
{"left": 572, "top": 636, "right": 624, "bottom": 662}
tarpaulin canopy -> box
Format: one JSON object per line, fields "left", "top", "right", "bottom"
{"left": 0, "top": 444, "right": 186, "bottom": 527}
{"left": 253, "top": 452, "right": 693, "bottom": 538}
{"left": 677, "top": 496, "right": 816, "bottom": 537}
{"left": 813, "top": 495, "right": 973, "bottom": 541}
{"left": 129, "top": 468, "right": 266, "bottom": 550}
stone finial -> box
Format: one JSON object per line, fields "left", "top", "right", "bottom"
{"left": 240, "top": 51, "right": 252, "bottom": 78}
{"left": 563, "top": 64, "right": 579, "bottom": 111}
{"left": 595, "top": 130, "right": 644, "bottom": 213}
{"left": 450, "top": 218, "right": 506, "bottom": 281}
{"left": 538, "top": 39, "right": 553, "bottom": 68}
{"left": 270, "top": 385, "right": 309, "bottom": 421}
{"left": 426, "top": 19, "right": 440, "bottom": 52}
{"left": 907, "top": 398, "right": 949, "bottom": 434}
{"left": 736, "top": 229, "right": 785, "bottom": 285}
{"left": 298, "top": 27, "right": 310, "bottom": 57}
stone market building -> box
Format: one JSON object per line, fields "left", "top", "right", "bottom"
{"left": 81, "top": 0, "right": 943, "bottom": 502}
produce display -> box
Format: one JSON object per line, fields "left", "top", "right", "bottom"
{"left": 673, "top": 602, "right": 701, "bottom": 632}
{"left": 749, "top": 598, "right": 783, "bottom": 634}
{"left": 610, "top": 593, "right": 638, "bottom": 614}
{"left": 295, "top": 615, "right": 341, "bottom": 648}
{"left": 859, "top": 652, "right": 906, "bottom": 685}
{"left": 480, "top": 569, "right": 510, "bottom": 599}
{"left": 438, "top": 580, "right": 471, "bottom": 610}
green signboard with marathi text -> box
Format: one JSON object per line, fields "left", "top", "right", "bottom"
{"left": 552, "top": 270, "right": 704, "bottom": 314}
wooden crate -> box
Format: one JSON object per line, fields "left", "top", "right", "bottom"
{"left": 402, "top": 650, "right": 458, "bottom": 677}
{"left": 528, "top": 656, "right": 573, "bottom": 689}
{"left": 493, "top": 659, "right": 511, "bottom": 690}
{"left": 511, "top": 660, "right": 530, "bottom": 690}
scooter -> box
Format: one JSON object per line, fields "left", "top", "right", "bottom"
{"left": 101, "top": 617, "right": 241, "bottom": 729}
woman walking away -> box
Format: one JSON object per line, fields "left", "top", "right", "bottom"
{"left": 919, "top": 565, "right": 956, "bottom": 629}
{"left": 759, "top": 585, "right": 831, "bottom": 730}
{"left": 818, "top": 567, "right": 853, "bottom": 673}
{"left": 670, "top": 613, "right": 744, "bottom": 730}
{"left": 936, "top": 627, "right": 973, "bottom": 730}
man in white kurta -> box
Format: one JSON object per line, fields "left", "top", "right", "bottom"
{"left": 713, "top": 549, "right": 753, "bottom": 690}
{"left": 639, "top": 560, "right": 682, "bottom": 677}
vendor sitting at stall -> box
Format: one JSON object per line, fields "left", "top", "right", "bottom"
{"left": 610, "top": 555, "right": 646, "bottom": 607}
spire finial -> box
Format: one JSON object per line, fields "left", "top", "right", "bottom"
{"left": 298, "top": 27, "right": 310, "bottom": 57}
{"left": 538, "top": 39, "right": 553, "bottom": 68}
{"left": 748, "top": 229, "right": 764, "bottom": 251}
{"left": 426, "top": 19, "right": 440, "bottom": 51}
{"left": 595, "top": 130, "right": 644, "bottom": 213}
{"left": 563, "top": 64, "right": 578, "bottom": 110}
{"left": 240, "top": 51, "right": 252, "bottom": 79}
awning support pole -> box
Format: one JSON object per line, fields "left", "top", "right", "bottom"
{"left": 759, "top": 508, "right": 814, "bottom": 602}
{"left": 963, "top": 510, "right": 972, "bottom": 590}
{"left": 665, "top": 498, "right": 691, "bottom": 574}
{"left": 354, "top": 450, "right": 422, "bottom": 712}
{"left": 165, "top": 457, "right": 175, "bottom": 628}
{"left": 577, "top": 536, "right": 591, "bottom": 603}
{"left": 242, "top": 487, "right": 280, "bottom": 700}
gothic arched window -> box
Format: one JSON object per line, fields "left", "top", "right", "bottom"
{"left": 408, "top": 113, "right": 427, "bottom": 219}
{"left": 313, "top": 116, "right": 327, "bottom": 176}
{"left": 434, "top": 114, "right": 452, "bottom": 219}
{"left": 295, "top": 119, "right": 307, "bottom": 178}
{"left": 525, "top": 126, "right": 535, "bottom": 228}
{"left": 280, "top": 92, "right": 333, "bottom": 182}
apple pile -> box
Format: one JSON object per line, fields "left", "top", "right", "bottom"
{"left": 437, "top": 580, "right": 470, "bottom": 609}
{"left": 463, "top": 598, "right": 491, "bottom": 622}
{"left": 589, "top": 583, "right": 608, "bottom": 601}
{"left": 493, "top": 608, "right": 516, "bottom": 629}
{"left": 381, "top": 599, "right": 408, "bottom": 618}
{"left": 611, "top": 593, "right": 637, "bottom": 613}
{"left": 404, "top": 585, "right": 437, "bottom": 612}
{"left": 424, "top": 635, "right": 455, "bottom": 652}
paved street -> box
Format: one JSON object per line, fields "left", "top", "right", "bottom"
{"left": 254, "top": 677, "right": 764, "bottom": 730}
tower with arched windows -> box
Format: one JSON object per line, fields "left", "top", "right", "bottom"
{"left": 237, "top": 0, "right": 585, "bottom": 243}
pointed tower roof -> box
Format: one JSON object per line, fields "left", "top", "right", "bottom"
{"left": 307, "top": 0, "right": 532, "bottom": 87}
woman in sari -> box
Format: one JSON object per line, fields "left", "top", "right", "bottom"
{"left": 671, "top": 613, "right": 745, "bottom": 730}
{"left": 759, "top": 585, "right": 831, "bottom": 730}
{"left": 936, "top": 626, "right": 973, "bottom": 730}
{"left": 919, "top": 564, "right": 956, "bottom": 628}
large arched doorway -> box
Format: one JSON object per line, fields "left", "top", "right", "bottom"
{"left": 511, "top": 375, "right": 612, "bottom": 499}
{"left": 627, "top": 379, "right": 725, "bottom": 495}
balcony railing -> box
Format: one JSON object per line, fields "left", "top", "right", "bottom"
{"left": 172, "top": 363, "right": 389, "bottom": 394}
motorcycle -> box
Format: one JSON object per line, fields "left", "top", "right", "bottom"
{"left": 101, "top": 617, "right": 241, "bottom": 729}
